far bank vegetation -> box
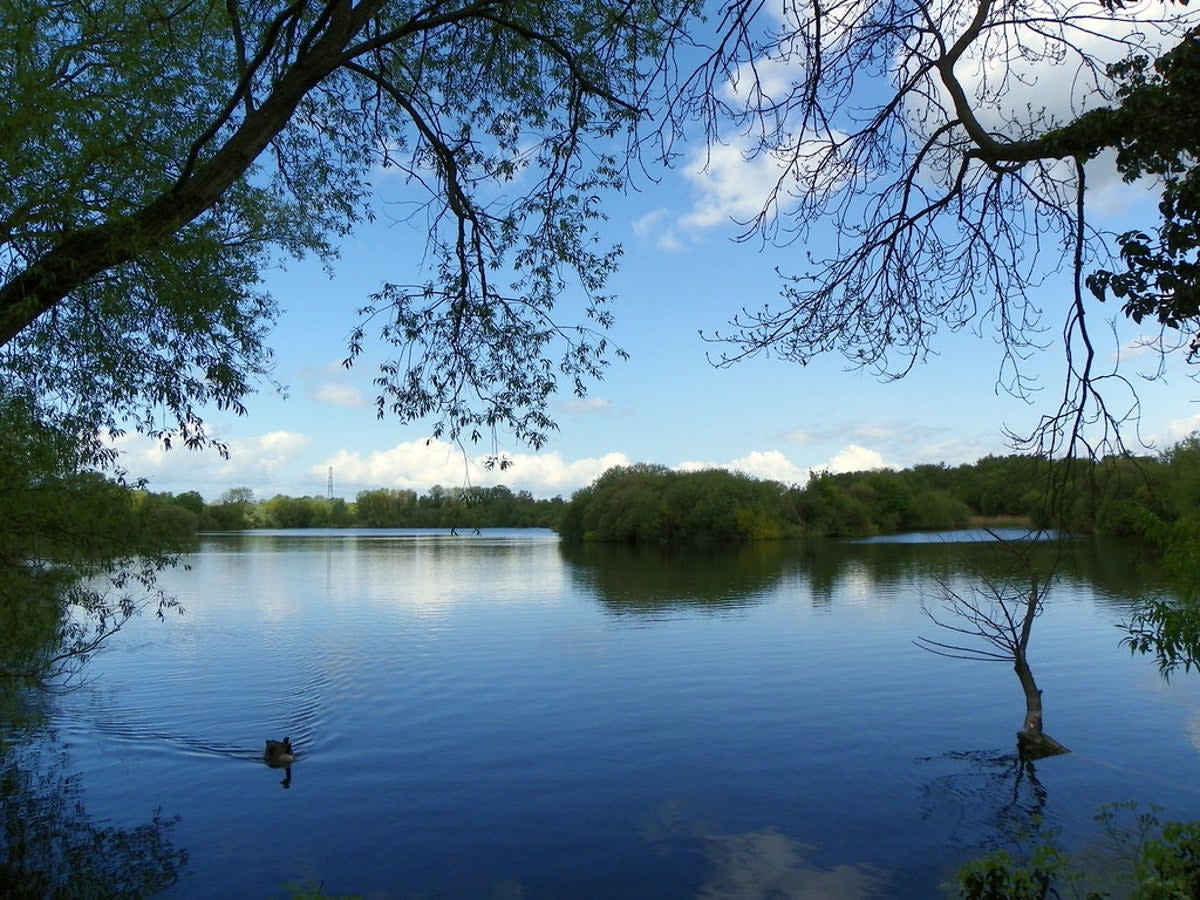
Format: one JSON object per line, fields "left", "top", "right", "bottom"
{"left": 128, "top": 436, "right": 1200, "bottom": 547}
{"left": 559, "top": 440, "right": 1199, "bottom": 545}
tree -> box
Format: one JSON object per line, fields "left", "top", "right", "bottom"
{"left": 0, "top": 390, "right": 186, "bottom": 687}
{"left": 1058, "top": 20, "right": 1200, "bottom": 349}
{"left": 0, "top": 0, "right": 696, "bottom": 456}
{"left": 677, "top": 0, "right": 1198, "bottom": 460}
{"left": 560, "top": 464, "right": 797, "bottom": 543}
{"left": 916, "top": 543, "right": 1069, "bottom": 760}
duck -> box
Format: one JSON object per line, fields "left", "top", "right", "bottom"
{"left": 263, "top": 737, "right": 295, "bottom": 767}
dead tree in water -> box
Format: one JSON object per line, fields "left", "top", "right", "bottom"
{"left": 916, "top": 547, "right": 1069, "bottom": 760}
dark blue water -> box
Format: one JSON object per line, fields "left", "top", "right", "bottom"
{"left": 19, "top": 530, "right": 1200, "bottom": 897}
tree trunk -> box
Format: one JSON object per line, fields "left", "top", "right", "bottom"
{"left": 1013, "top": 652, "right": 1068, "bottom": 759}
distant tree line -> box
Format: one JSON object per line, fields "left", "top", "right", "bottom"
{"left": 141, "top": 484, "right": 566, "bottom": 532}
{"left": 558, "top": 438, "right": 1200, "bottom": 544}
{"left": 129, "top": 434, "right": 1200, "bottom": 544}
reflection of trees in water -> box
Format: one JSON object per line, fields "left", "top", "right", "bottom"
{"left": 561, "top": 534, "right": 1163, "bottom": 616}
{"left": 560, "top": 541, "right": 789, "bottom": 614}
{"left": 642, "top": 799, "right": 887, "bottom": 899}
{"left": 917, "top": 748, "right": 1052, "bottom": 853}
{"left": 805, "top": 536, "right": 1169, "bottom": 610}
{"left": 0, "top": 727, "right": 188, "bottom": 898}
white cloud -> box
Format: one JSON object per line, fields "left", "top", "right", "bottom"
{"left": 677, "top": 444, "right": 897, "bottom": 485}
{"left": 1086, "top": 150, "right": 1160, "bottom": 221}
{"left": 824, "top": 444, "right": 888, "bottom": 474}
{"left": 919, "top": 2, "right": 1192, "bottom": 198}
{"left": 699, "top": 829, "right": 885, "bottom": 900}
{"left": 781, "top": 428, "right": 816, "bottom": 445}
{"left": 115, "top": 430, "right": 313, "bottom": 498}
{"left": 1160, "top": 414, "right": 1200, "bottom": 445}
{"left": 255, "top": 431, "right": 312, "bottom": 469}
{"left": 502, "top": 450, "right": 631, "bottom": 493}
{"left": 680, "top": 139, "right": 793, "bottom": 232}
{"left": 632, "top": 208, "right": 684, "bottom": 251}
{"left": 784, "top": 421, "right": 925, "bottom": 447}
{"left": 319, "top": 440, "right": 630, "bottom": 497}
{"left": 644, "top": 123, "right": 853, "bottom": 245}
{"left": 850, "top": 423, "right": 894, "bottom": 441}
{"left": 725, "top": 449, "right": 810, "bottom": 485}
{"left": 314, "top": 382, "right": 366, "bottom": 408}
{"left": 689, "top": 0, "right": 1194, "bottom": 237}
{"left": 561, "top": 396, "right": 613, "bottom": 414}
{"left": 910, "top": 438, "right": 995, "bottom": 467}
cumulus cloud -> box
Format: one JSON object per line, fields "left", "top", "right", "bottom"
{"left": 678, "top": 444, "right": 896, "bottom": 485}
{"left": 319, "top": 440, "right": 630, "bottom": 497}
{"left": 657, "top": 3, "right": 1191, "bottom": 246}
{"left": 114, "top": 430, "right": 313, "bottom": 497}
{"left": 675, "top": 452, "right": 808, "bottom": 483}
{"left": 642, "top": 801, "right": 885, "bottom": 900}
{"left": 1158, "top": 413, "right": 1200, "bottom": 445}
{"left": 909, "top": 437, "right": 996, "bottom": 467}
{"left": 916, "top": 3, "right": 1189, "bottom": 197}
{"left": 699, "top": 829, "right": 886, "bottom": 900}
{"left": 849, "top": 423, "right": 894, "bottom": 441}
{"left": 680, "top": 140, "right": 796, "bottom": 233}
{"left": 824, "top": 444, "right": 888, "bottom": 474}
{"left": 726, "top": 450, "right": 811, "bottom": 485}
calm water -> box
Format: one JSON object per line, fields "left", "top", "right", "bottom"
{"left": 11, "top": 529, "right": 1200, "bottom": 898}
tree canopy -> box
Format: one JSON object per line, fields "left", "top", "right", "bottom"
{"left": 3, "top": 1, "right": 1198, "bottom": 461}
{"left": 0, "top": 390, "right": 192, "bottom": 686}
{"left": 0, "top": 0, "right": 696, "bottom": 454}
{"left": 677, "top": 0, "right": 1200, "bottom": 459}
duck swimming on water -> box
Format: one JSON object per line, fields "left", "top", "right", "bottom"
{"left": 264, "top": 737, "right": 295, "bottom": 767}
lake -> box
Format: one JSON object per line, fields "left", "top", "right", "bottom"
{"left": 7, "top": 529, "right": 1200, "bottom": 898}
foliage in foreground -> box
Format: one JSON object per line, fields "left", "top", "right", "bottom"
{"left": 0, "top": 0, "right": 698, "bottom": 460}
{"left": 956, "top": 805, "right": 1200, "bottom": 900}
{"left": 0, "top": 391, "right": 194, "bottom": 686}
{"left": 1114, "top": 436, "right": 1200, "bottom": 679}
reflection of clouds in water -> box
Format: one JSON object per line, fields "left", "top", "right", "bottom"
{"left": 1188, "top": 708, "right": 1200, "bottom": 755}
{"left": 835, "top": 563, "right": 907, "bottom": 617}
{"left": 698, "top": 830, "right": 886, "bottom": 900}
{"left": 330, "top": 538, "right": 567, "bottom": 618}
{"left": 644, "top": 800, "right": 887, "bottom": 899}
{"left": 839, "top": 563, "right": 874, "bottom": 609}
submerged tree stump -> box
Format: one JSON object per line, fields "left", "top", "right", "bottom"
{"left": 1017, "top": 729, "right": 1070, "bottom": 760}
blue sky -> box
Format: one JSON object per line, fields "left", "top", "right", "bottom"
{"left": 114, "top": 6, "right": 1200, "bottom": 502}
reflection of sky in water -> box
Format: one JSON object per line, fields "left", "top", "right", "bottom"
{"left": 644, "top": 800, "right": 886, "bottom": 899}
{"left": 838, "top": 562, "right": 874, "bottom": 608}
{"left": 186, "top": 530, "right": 566, "bottom": 621}
{"left": 42, "top": 531, "right": 1200, "bottom": 898}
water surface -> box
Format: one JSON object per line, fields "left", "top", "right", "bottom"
{"left": 13, "top": 529, "right": 1200, "bottom": 897}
